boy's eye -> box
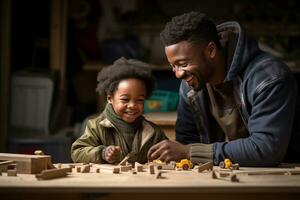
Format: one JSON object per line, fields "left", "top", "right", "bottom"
{"left": 137, "top": 99, "right": 145, "bottom": 103}
{"left": 120, "top": 99, "right": 129, "bottom": 102}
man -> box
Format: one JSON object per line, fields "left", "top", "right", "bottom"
{"left": 147, "top": 11, "right": 300, "bottom": 166}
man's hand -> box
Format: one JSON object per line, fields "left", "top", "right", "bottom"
{"left": 147, "top": 140, "right": 190, "bottom": 163}
{"left": 104, "top": 145, "right": 121, "bottom": 163}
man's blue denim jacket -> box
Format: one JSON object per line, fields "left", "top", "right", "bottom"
{"left": 176, "top": 21, "right": 300, "bottom": 166}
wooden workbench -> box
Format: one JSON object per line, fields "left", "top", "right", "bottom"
{"left": 0, "top": 165, "right": 300, "bottom": 200}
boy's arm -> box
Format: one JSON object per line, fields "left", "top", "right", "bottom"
{"left": 71, "top": 119, "right": 106, "bottom": 163}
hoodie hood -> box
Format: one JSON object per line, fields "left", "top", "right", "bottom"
{"left": 217, "top": 21, "right": 261, "bottom": 81}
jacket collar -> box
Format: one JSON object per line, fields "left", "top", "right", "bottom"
{"left": 99, "top": 117, "right": 155, "bottom": 150}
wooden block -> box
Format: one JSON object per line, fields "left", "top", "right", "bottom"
{"left": 0, "top": 153, "right": 51, "bottom": 174}
{"left": 120, "top": 166, "right": 131, "bottom": 172}
{"left": 0, "top": 160, "right": 14, "bottom": 166}
{"left": 7, "top": 169, "right": 17, "bottom": 176}
{"left": 35, "top": 168, "right": 70, "bottom": 180}
{"left": 118, "top": 156, "right": 129, "bottom": 166}
{"left": 8, "top": 163, "right": 17, "bottom": 170}
{"left": 156, "top": 171, "right": 166, "bottom": 179}
{"left": 212, "top": 170, "right": 218, "bottom": 179}
{"left": 135, "top": 162, "right": 143, "bottom": 172}
{"left": 230, "top": 174, "right": 239, "bottom": 182}
{"left": 0, "top": 160, "right": 14, "bottom": 172}
{"left": 76, "top": 166, "right": 81, "bottom": 173}
{"left": 112, "top": 167, "right": 120, "bottom": 174}
{"left": 197, "top": 161, "right": 213, "bottom": 173}
{"left": 81, "top": 165, "right": 90, "bottom": 173}
{"left": 149, "top": 165, "right": 155, "bottom": 174}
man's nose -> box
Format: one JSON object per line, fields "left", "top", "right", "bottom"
{"left": 174, "top": 68, "right": 185, "bottom": 79}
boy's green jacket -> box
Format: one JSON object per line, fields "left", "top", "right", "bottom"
{"left": 71, "top": 113, "right": 168, "bottom": 164}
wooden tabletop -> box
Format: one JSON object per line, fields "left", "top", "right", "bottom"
{"left": 1, "top": 165, "right": 300, "bottom": 194}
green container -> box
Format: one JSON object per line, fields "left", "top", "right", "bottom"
{"left": 144, "top": 90, "right": 179, "bottom": 113}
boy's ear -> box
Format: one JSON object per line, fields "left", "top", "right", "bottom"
{"left": 107, "top": 95, "right": 112, "bottom": 104}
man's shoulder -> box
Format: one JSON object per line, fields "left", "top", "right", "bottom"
{"left": 242, "top": 53, "right": 291, "bottom": 84}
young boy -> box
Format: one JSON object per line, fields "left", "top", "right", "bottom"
{"left": 71, "top": 57, "right": 168, "bottom": 164}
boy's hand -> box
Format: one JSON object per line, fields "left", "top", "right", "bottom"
{"left": 104, "top": 145, "right": 122, "bottom": 163}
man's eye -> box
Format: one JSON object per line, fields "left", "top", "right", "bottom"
{"left": 179, "top": 63, "right": 187, "bottom": 68}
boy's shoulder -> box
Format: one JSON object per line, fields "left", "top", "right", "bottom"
{"left": 142, "top": 117, "right": 163, "bottom": 133}
{"left": 87, "top": 113, "right": 113, "bottom": 128}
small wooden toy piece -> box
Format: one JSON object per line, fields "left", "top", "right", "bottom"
{"left": 0, "top": 160, "right": 15, "bottom": 172}
{"left": 35, "top": 168, "right": 71, "bottom": 180}
{"left": 197, "top": 161, "right": 213, "bottom": 173}
{"left": 76, "top": 166, "right": 81, "bottom": 173}
{"left": 156, "top": 171, "right": 166, "bottom": 179}
{"left": 230, "top": 174, "right": 239, "bottom": 182}
{"left": 212, "top": 170, "right": 218, "bottom": 179}
{"left": 118, "top": 155, "right": 129, "bottom": 166}
{"left": 81, "top": 164, "right": 90, "bottom": 173}
{"left": 135, "top": 162, "right": 144, "bottom": 172}
{"left": 94, "top": 168, "right": 100, "bottom": 173}
{"left": 120, "top": 166, "right": 131, "bottom": 172}
{"left": 7, "top": 169, "right": 17, "bottom": 176}
{"left": 149, "top": 164, "right": 155, "bottom": 174}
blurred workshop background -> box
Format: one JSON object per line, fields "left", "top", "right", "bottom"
{"left": 0, "top": 0, "right": 299, "bottom": 162}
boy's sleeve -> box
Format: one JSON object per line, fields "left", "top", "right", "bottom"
{"left": 71, "top": 119, "right": 106, "bottom": 163}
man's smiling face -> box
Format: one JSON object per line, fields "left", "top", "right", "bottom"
{"left": 165, "top": 41, "right": 215, "bottom": 91}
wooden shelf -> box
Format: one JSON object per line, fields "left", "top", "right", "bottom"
{"left": 83, "top": 61, "right": 170, "bottom": 71}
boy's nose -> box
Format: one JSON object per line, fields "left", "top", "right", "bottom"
{"left": 128, "top": 101, "right": 137, "bottom": 108}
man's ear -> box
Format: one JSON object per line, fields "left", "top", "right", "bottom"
{"left": 107, "top": 95, "right": 112, "bottom": 104}
{"left": 206, "top": 41, "right": 216, "bottom": 59}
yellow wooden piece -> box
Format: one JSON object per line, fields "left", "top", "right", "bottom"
{"left": 224, "top": 159, "right": 232, "bottom": 169}
{"left": 176, "top": 159, "right": 193, "bottom": 170}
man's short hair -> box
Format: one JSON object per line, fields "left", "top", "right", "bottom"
{"left": 160, "top": 11, "right": 221, "bottom": 47}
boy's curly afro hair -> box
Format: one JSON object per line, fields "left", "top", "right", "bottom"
{"left": 160, "top": 11, "right": 220, "bottom": 47}
{"left": 96, "top": 57, "right": 155, "bottom": 98}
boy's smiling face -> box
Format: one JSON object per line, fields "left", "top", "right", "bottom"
{"left": 107, "top": 78, "right": 146, "bottom": 123}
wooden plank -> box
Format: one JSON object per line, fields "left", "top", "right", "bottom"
{"left": 0, "top": 153, "right": 51, "bottom": 174}
{"left": 50, "top": 0, "right": 67, "bottom": 90}
{"left": 35, "top": 168, "right": 71, "bottom": 180}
